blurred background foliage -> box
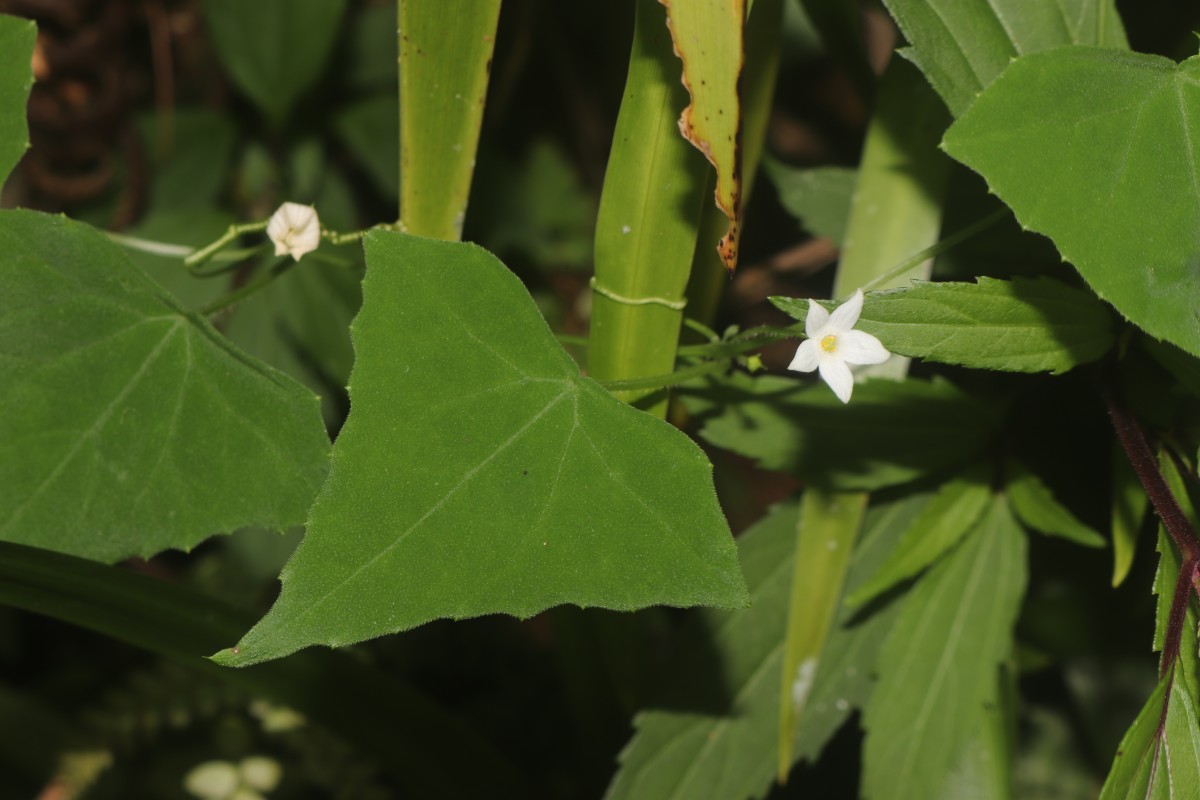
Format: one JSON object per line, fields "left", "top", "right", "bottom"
{"left": 1, "top": 0, "right": 1198, "bottom": 797}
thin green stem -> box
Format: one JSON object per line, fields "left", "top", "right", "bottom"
{"left": 198, "top": 259, "right": 295, "bottom": 316}
{"left": 105, "top": 231, "right": 194, "bottom": 258}
{"left": 857, "top": 208, "right": 1008, "bottom": 295}
{"left": 560, "top": 323, "right": 802, "bottom": 360}
{"left": 322, "top": 226, "right": 378, "bottom": 246}
{"left": 682, "top": 316, "right": 721, "bottom": 343}
{"left": 188, "top": 244, "right": 272, "bottom": 277}
{"left": 184, "top": 220, "right": 270, "bottom": 269}
{"left": 596, "top": 359, "right": 729, "bottom": 393}
{"left": 556, "top": 333, "right": 590, "bottom": 349}
{"left": 677, "top": 325, "right": 802, "bottom": 358}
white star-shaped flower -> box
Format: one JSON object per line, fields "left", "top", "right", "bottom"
{"left": 787, "top": 289, "right": 890, "bottom": 403}
{"left": 266, "top": 202, "right": 320, "bottom": 261}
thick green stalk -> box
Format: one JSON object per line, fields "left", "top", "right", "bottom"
{"left": 398, "top": 0, "right": 502, "bottom": 239}
{"left": 588, "top": 0, "right": 710, "bottom": 414}
{"left": 777, "top": 490, "right": 867, "bottom": 777}
{"left": 777, "top": 56, "right": 951, "bottom": 779}
{"left": 834, "top": 58, "right": 950, "bottom": 299}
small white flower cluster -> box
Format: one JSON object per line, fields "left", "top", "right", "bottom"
{"left": 267, "top": 202, "right": 320, "bottom": 261}
{"left": 787, "top": 289, "right": 889, "bottom": 403}
{"left": 183, "top": 755, "right": 282, "bottom": 800}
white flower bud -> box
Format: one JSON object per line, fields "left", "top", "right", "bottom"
{"left": 267, "top": 202, "right": 320, "bottom": 261}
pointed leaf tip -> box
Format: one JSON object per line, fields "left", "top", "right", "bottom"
{"left": 220, "top": 232, "right": 748, "bottom": 666}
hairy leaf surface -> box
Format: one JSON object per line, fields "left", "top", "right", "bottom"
{"left": 0, "top": 15, "right": 34, "bottom": 185}
{"left": 0, "top": 211, "right": 330, "bottom": 562}
{"left": 607, "top": 493, "right": 925, "bottom": 800}
{"left": 881, "top": 0, "right": 1127, "bottom": 116}
{"left": 847, "top": 467, "right": 991, "bottom": 607}
{"left": 862, "top": 497, "right": 1027, "bottom": 800}
{"left": 772, "top": 277, "right": 1114, "bottom": 374}
{"left": 943, "top": 48, "right": 1200, "bottom": 358}
{"left": 1007, "top": 461, "right": 1106, "bottom": 548}
{"left": 762, "top": 160, "right": 855, "bottom": 245}
{"left": 215, "top": 232, "right": 747, "bottom": 667}
{"left": 202, "top": 0, "right": 348, "bottom": 125}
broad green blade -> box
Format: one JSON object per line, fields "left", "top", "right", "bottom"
{"left": 399, "top": 0, "right": 501, "bottom": 238}
{"left": 0, "top": 540, "right": 529, "bottom": 798}
{"left": 937, "top": 668, "right": 1016, "bottom": 799}
{"left": 847, "top": 466, "right": 991, "bottom": 607}
{"left": 830, "top": 55, "right": 950, "bottom": 384}
{"left": 861, "top": 496, "right": 1027, "bottom": 800}
{"left": 202, "top": 0, "right": 348, "bottom": 125}
{"left": 1102, "top": 537, "right": 1200, "bottom": 799}
{"left": 0, "top": 14, "right": 33, "bottom": 186}
{"left": 942, "top": 49, "right": 1200, "bottom": 358}
{"left": 1099, "top": 674, "right": 1170, "bottom": 800}
{"left": 139, "top": 108, "right": 237, "bottom": 210}
{"left": 772, "top": 276, "right": 1115, "bottom": 374}
{"left": 1007, "top": 460, "right": 1106, "bottom": 548}
{"left": 881, "top": 0, "right": 1127, "bottom": 117}
{"left": 0, "top": 210, "right": 330, "bottom": 563}
{"left": 791, "top": 494, "right": 928, "bottom": 763}
{"left": 762, "top": 160, "right": 856, "bottom": 245}
{"left": 606, "top": 492, "right": 926, "bottom": 800}
{"left": 223, "top": 252, "right": 362, "bottom": 423}
{"left": 589, "top": 0, "right": 709, "bottom": 412}
{"left": 1111, "top": 438, "right": 1148, "bottom": 586}
{"left": 777, "top": 489, "right": 866, "bottom": 780}
{"left": 660, "top": 0, "right": 745, "bottom": 270}
{"left": 215, "top": 232, "right": 747, "bottom": 667}
{"left": 1154, "top": 454, "right": 1199, "bottom": 667}
{"left": 334, "top": 96, "right": 400, "bottom": 200}
{"left": 606, "top": 500, "right": 798, "bottom": 800}
{"left": 834, "top": 57, "right": 949, "bottom": 301}
{"left": 680, "top": 372, "right": 998, "bottom": 491}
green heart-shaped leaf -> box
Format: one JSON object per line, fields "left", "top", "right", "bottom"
{"left": 0, "top": 211, "right": 330, "bottom": 562}
{"left": 215, "top": 232, "right": 747, "bottom": 667}
{"left": 943, "top": 47, "right": 1200, "bottom": 357}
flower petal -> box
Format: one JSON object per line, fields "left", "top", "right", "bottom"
{"left": 828, "top": 288, "right": 864, "bottom": 331}
{"left": 818, "top": 357, "right": 854, "bottom": 403}
{"left": 267, "top": 202, "right": 321, "bottom": 261}
{"left": 788, "top": 339, "right": 821, "bottom": 373}
{"left": 805, "top": 298, "right": 831, "bottom": 339}
{"left": 838, "top": 330, "right": 890, "bottom": 365}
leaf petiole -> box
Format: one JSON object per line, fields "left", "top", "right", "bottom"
{"left": 595, "top": 358, "right": 730, "bottom": 392}
{"left": 197, "top": 258, "right": 297, "bottom": 316}
{"left": 858, "top": 207, "right": 1008, "bottom": 294}
{"left": 184, "top": 219, "right": 270, "bottom": 268}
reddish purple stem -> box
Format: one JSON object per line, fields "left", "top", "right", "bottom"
{"left": 1107, "top": 395, "right": 1200, "bottom": 686}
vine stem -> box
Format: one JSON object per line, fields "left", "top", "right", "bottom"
{"left": 594, "top": 358, "right": 729, "bottom": 393}
{"left": 184, "top": 220, "right": 269, "bottom": 268}
{"left": 198, "top": 260, "right": 297, "bottom": 316}
{"left": 1106, "top": 391, "right": 1200, "bottom": 682}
